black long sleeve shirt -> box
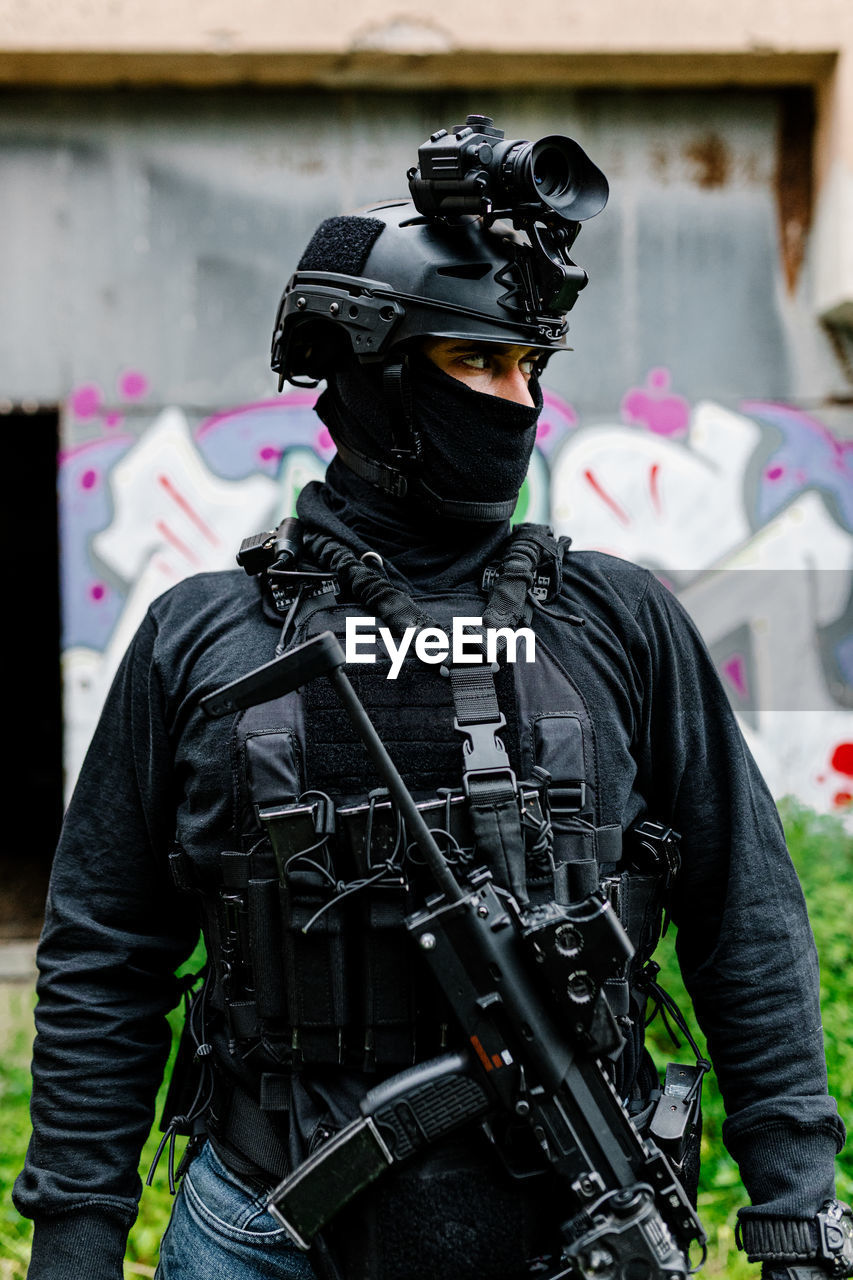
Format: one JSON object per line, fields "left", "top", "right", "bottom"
{"left": 15, "top": 516, "right": 845, "bottom": 1278}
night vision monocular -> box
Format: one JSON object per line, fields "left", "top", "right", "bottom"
{"left": 407, "top": 113, "right": 609, "bottom": 312}
{"left": 272, "top": 112, "right": 610, "bottom": 389}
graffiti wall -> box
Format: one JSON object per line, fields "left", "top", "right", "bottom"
{"left": 61, "top": 369, "right": 853, "bottom": 817}
{"left": 5, "top": 86, "right": 847, "bottom": 815}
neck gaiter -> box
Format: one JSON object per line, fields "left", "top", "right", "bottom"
{"left": 315, "top": 350, "right": 542, "bottom": 519}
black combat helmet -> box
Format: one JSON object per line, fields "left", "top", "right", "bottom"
{"left": 273, "top": 203, "right": 565, "bottom": 385}
{"left": 272, "top": 115, "right": 609, "bottom": 387}
{"left": 270, "top": 116, "right": 608, "bottom": 517}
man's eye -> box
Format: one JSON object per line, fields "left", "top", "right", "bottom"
{"left": 520, "top": 358, "right": 537, "bottom": 376}
{"left": 460, "top": 353, "right": 489, "bottom": 370}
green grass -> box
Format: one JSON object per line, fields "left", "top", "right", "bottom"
{"left": 0, "top": 984, "right": 39, "bottom": 1279}
{"left": 1, "top": 800, "right": 851, "bottom": 1277}
{"left": 644, "top": 798, "right": 853, "bottom": 1278}
{"left": 0, "top": 949, "right": 203, "bottom": 1279}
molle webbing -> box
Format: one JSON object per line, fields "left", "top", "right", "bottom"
{"left": 297, "top": 520, "right": 559, "bottom": 801}
{"left": 210, "top": 836, "right": 433, "bottom": 1068}
{"left": 248, "top": 878, "right": 287, "bottom": 1021}
{"left": 300, "top": 652, "right": 521, "bottom": 798}
{"left": 214, "top": 523, "right": 634, "bottom": 1073}
{"left": 282, "top": 874, "right": 350, "bottom": 1063}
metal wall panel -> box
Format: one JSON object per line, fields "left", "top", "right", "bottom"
{"left": 1, "top": 87, "right": 851, "bottom": 813}
{"left": 0, "top": 88, "right": 820, "bottom": 415}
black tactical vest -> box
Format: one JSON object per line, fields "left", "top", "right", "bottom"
{"left": 158, "top": 544, "right": 691, "bottom": 1279}
{"left": 201, "top": 584, "right": 668, "bottom": 1085}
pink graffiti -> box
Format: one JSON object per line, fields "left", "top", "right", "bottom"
{"left": 259, "top": 445, "right": 283, "bottom": 463}
{"left": 58, "top": 432, "right": 133, "bottom": 466}
{"left": 722, "top": 654, "right": 748, "bottom": 698}
{"left": 315, "top": 426, "right": 335, "bottom": 455}
{"left": 81, "top": 469, "right": 98, "bottom": 491}
{"left": 745, "top": 400, "right": 853, "bottom": 531}
{"left": 536, "top": 391, "right": 578, "bottom": 457}
{"left": 621, "top": 368, "right": 689, "bottom": 437}
{"left": 119, "top": 371, "right": 149, "bottom": 400}
{"left": 70, "top": 384, "right": 103, "bottom": 420}
{"left": 196, "top": 393, "right": 320, "bottom": 439}
{"left": 69, "top": 371, "right": 148, "bottom": 432}
{"left": 89, "top": 582, "right": 107, "bottom": 602}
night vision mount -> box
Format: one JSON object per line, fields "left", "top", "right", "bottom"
{"left": 407, "top": 113, "right": 609, "bottom": 315}
{"left": 272, "top": 113, "right": 609, "bottom": 391}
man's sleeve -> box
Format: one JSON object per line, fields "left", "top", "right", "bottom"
{"left": 636, "top": 572, "right": 845, "bottom": 1234}
{"left": 13, "top": 609, "right": 200, "bottom": 1280}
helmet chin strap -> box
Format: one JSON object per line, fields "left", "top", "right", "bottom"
{"left": 325, "top": 355, "right": 419, "bottom": 502}
{"left": 334, "top": 353, "right": 523, "bottom": 523}
{"left": 410, "top": 477, "right": 518, "bottom": 522}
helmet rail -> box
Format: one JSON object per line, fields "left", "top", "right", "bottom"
{"left": 271, "top": 270, "right": 571, "bottom": 388}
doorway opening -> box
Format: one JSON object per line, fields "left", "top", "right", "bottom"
{"left": 0, "top": 407, "right": 62, "bottom": 938}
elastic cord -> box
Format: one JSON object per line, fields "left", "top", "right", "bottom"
{"left": 304, "top": 521, "right": 560, "bottom": 652}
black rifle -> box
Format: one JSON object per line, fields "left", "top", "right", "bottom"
{"left": 203, "top": 631, "right": 707, "bottom": 1280}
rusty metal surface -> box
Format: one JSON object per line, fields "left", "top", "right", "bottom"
{"left": 1, "top": 88, "right": 850, "bottom": 821}
{"left": 0, "top": 86, "right": 841, "bottom": 418}
{"left": 775, "top": 88, "right": 815, "bottom": 294}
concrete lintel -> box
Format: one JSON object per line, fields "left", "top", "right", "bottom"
{"left": 0, "top": 48, "right": 838, "bottom": 90}
{"left": 0, "top": 0, "right": 850, "bottom": 55}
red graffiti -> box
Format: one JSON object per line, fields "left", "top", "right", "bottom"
{"left": 155, "top": 519, "right": 201, "bottom": 567}
{"left": 830, "top": 743, "right": 853, "bottom": 777}
{"left": 583, "top": 469, "right": 630, "bottom": 525}
{"left": 158, "top": 473, "right": 221, "bottom": 547}
{"left": 649, "top": 462, "right": 662, "bottom": 515}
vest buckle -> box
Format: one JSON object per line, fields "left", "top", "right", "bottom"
{"left": 548, "top": 782, "right": 587, "bottom": 814}
{"left": 454, "top": 714, "right": 517, "bottom": 799}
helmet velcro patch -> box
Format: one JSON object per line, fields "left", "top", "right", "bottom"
{"left": 297, "top": 216, "right": 385, "bottom": 277}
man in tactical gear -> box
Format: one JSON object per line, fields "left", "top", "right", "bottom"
{"left": 15, "top": 115, "right": 849, "bottom": 1280}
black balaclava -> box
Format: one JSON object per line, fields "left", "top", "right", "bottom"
{"left": 316, "top": 348, "right": 543, "bottom": 520}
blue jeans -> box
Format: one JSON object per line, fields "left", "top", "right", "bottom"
{"left": 154, "top": 1142, "right": 317, "bottom": 1279}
